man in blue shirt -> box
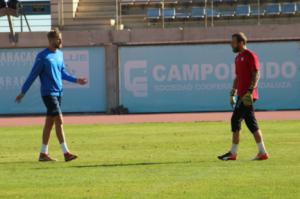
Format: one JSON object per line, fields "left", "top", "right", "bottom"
{"left": 15, "top": 28, "right": 87, "bottom": 162}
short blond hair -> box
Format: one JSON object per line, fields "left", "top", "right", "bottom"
{"left": 47, "top": 28, "right": 61, "bottom": 39}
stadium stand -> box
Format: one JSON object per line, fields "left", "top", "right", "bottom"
{"left": 147, "top": 7, "right": 161, "bottom": 20}
{"left": 120, "top": 0, "right": 300, "bottom": 29}
{"left": 265, "top": 3, "right": 281, "bottom": 16}
{"left": 190, "top": 7, "right": 206, "bottom": 19}
{"left": 281, "top": 2, "right": 297, "bottom": 15}
{"left": 236, "top": 4, "right": 250, "bottom": 17}
{"left": 163, "top": 7, "right": 176, "bottom": 20}
{"left": 1, "top": 0, "right": 300, "bottom": 32}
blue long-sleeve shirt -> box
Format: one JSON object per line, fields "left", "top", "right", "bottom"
{"left": 21, "top": 48, "right": 77, "bottom": 96}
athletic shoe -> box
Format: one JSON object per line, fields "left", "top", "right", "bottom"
{"left": 39, "top": 153, "right": 57, "bottom": 162}
{"left": 64, "top": 152, "right": 78, "bottom": 162}
{"left": 253, "top": 153, "right": 269, "bottom": 161}
{"left": 218, "top": 152, "right": 237, "bottom": 161}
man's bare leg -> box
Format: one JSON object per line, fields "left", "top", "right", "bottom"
{"left": 54, "top": 114, "right": 78, "bottom": 161}
{"left": 230, "top": 131, "right": 240, "bottom": 155}
{"left": 253, "top": 129, "right": 268, "bottom": 154}
{"left": 39, "top": 116, "right": 56, "bottom": 161}
{"left": 42, "top": 116, "right": 54, "bottom": 146}
{"left": 54, "top": 115, "right": 66, "bottom": 144}
{"left": 232, "top": 131, "right": 240, "bottom": 144}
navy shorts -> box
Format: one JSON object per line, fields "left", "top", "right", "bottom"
{"left": 42, "top": 96, "right": 62, "bottom": 116}
{"left": 231, "top": 100, "right": 259, "bottom": 134}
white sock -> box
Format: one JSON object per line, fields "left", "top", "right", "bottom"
{"left": 230, "top": 144, "right": 238, "bottom": 155}
{"left": 61, "top": 142, "right": 69, "bottom": 154}
{"left": 40, "top": 144, "right": 48, "bottom": 154}
{"left": 257, "top": 141, "right": 267, "bottom": 154}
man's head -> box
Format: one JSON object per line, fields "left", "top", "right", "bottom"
{"left": 47, "top": 28, "right": 62, "bottom": 49}
{"left": 231, "top": 32, "right": 247, "bottom": 53}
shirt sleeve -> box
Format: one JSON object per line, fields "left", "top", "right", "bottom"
{"left": 21, "top": 55, "right": 43, "bottom": 94}
{"left": 61, "top": 61, "right": 77, "bottom": 83}
{"left": 249, "top": 52, "right": 260, "bottom": 72}
{"left": 235, "top": 57, "right": 238, "bottom": 76}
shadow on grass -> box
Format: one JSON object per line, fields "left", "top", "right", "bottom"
{"left": 71, "top": 160, "right": 194, "bottom": 169}
{"left": 26, "top": 160, "right": 195, "bottom": 170}
{"left": 2, "top": 159, "right": 235, "bottom": 170}
{"left": 0, "top": 161, "right": 38, "bottom": 165}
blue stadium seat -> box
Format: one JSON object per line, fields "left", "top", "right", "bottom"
{"left": 207, "top": 8, "right": 220, "bottom": 18}
{"left": 191, "top": 7, "right": 205, "bottom": 19}
{"left": 265, "top": 3, "right": 281, "bottom": 16}
{"left": 220, "top": 9, "right": 235, "bottom": 17}
{"left": 176, "top": 12, "right": 189, "bottom": 20}
{"left": 147, "top": 8, "right": 161, "bottom": 20}
{"left": 281, "top": 3, "right": 296, "bottom": 15}
{"left": 163, "top": 7, "right": 176, "bottom": 19}
{"left": 236, "top": 4, "right": 250, "bottom": 17}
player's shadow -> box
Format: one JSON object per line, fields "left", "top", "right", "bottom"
{"left": 0, "top": 161, "right": 38, "bottom": 165}
{"left": 71, "top": 160, "right": 193, "bottom": 169}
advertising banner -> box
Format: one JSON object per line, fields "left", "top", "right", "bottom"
{"left": 0, "top": 47, "right": 106, "bottom": 114}
{"left": 119, "top": 42, "right": 300, "bottom": 112}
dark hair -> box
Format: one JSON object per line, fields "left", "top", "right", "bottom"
{"left": 47, "top": 28, "right": 61, "bottom": 39}
{"left": 232, "top": 32, "right": 247, "bottom": 45}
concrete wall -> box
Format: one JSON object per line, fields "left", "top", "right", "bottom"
{"left": 1, "top": 24, "right": 300, "bottom": 48}
{"left": 1, "top": 24, "right": 300, "bottom": 113}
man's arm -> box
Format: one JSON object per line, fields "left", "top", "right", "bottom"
{"left": 229, "top": 77, "right": 237, "bottom": 107}
{"left": 61, "top": 66, "right": 77, "bottom": 83}
{"left": 248, "top": 52, "right": 260, "bottom": 93}
{"left": 16, "top": 56, "right": 43, "bottom": 103}
{"left": 248, "top": 70, "right": 260, "bottom": 93}
{"left": 22, "top": 57, "right": 43, "bottom": 94}
{"left": 61, "top": 62, "right": 88, "bottom": 85}
{"left": 230, "top": 77, "right": 237, "bottom": 96}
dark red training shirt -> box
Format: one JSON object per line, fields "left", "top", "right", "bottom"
{"left": 235, "top": 49, "right": 260, "bottom": 100}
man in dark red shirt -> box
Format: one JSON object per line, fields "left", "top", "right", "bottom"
{"left": 218, "top": 32, "right": 269, "bottom": 161}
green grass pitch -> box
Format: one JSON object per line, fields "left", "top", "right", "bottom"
{"left": 0, "top": 121, "right": 299, "bottom": 199}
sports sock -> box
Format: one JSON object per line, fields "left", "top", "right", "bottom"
{"left": 61, "top": 142, "right": 69, "bottom": 154}
{"left": 40, "top": 144, "right": 48, "bottom": 154}
{"left": 257, "top": 141, "right": 267, "bottom": 154}
{"left": 230, "top": 144, "right": 238, "bottom": 155}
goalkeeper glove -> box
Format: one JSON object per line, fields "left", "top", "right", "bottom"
{"left": 230, "top": 89, "right": 237, "bottom": 108}
{"left": 242, "top": 91, "right": 253, "bottom": 106}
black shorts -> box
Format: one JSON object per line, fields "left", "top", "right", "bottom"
{"left": 42, "top": 95, "right": 62, "bottom": 116}
{"left": 231, "top": 100, "right": 259, "bottom": 134}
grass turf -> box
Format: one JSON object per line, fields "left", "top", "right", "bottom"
{"left": 0, "top": 121, "right": 299, "bottom": 199}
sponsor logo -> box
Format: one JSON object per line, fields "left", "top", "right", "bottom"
{"left": 124, "top": 60, "right": 148, "bottom": 97}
